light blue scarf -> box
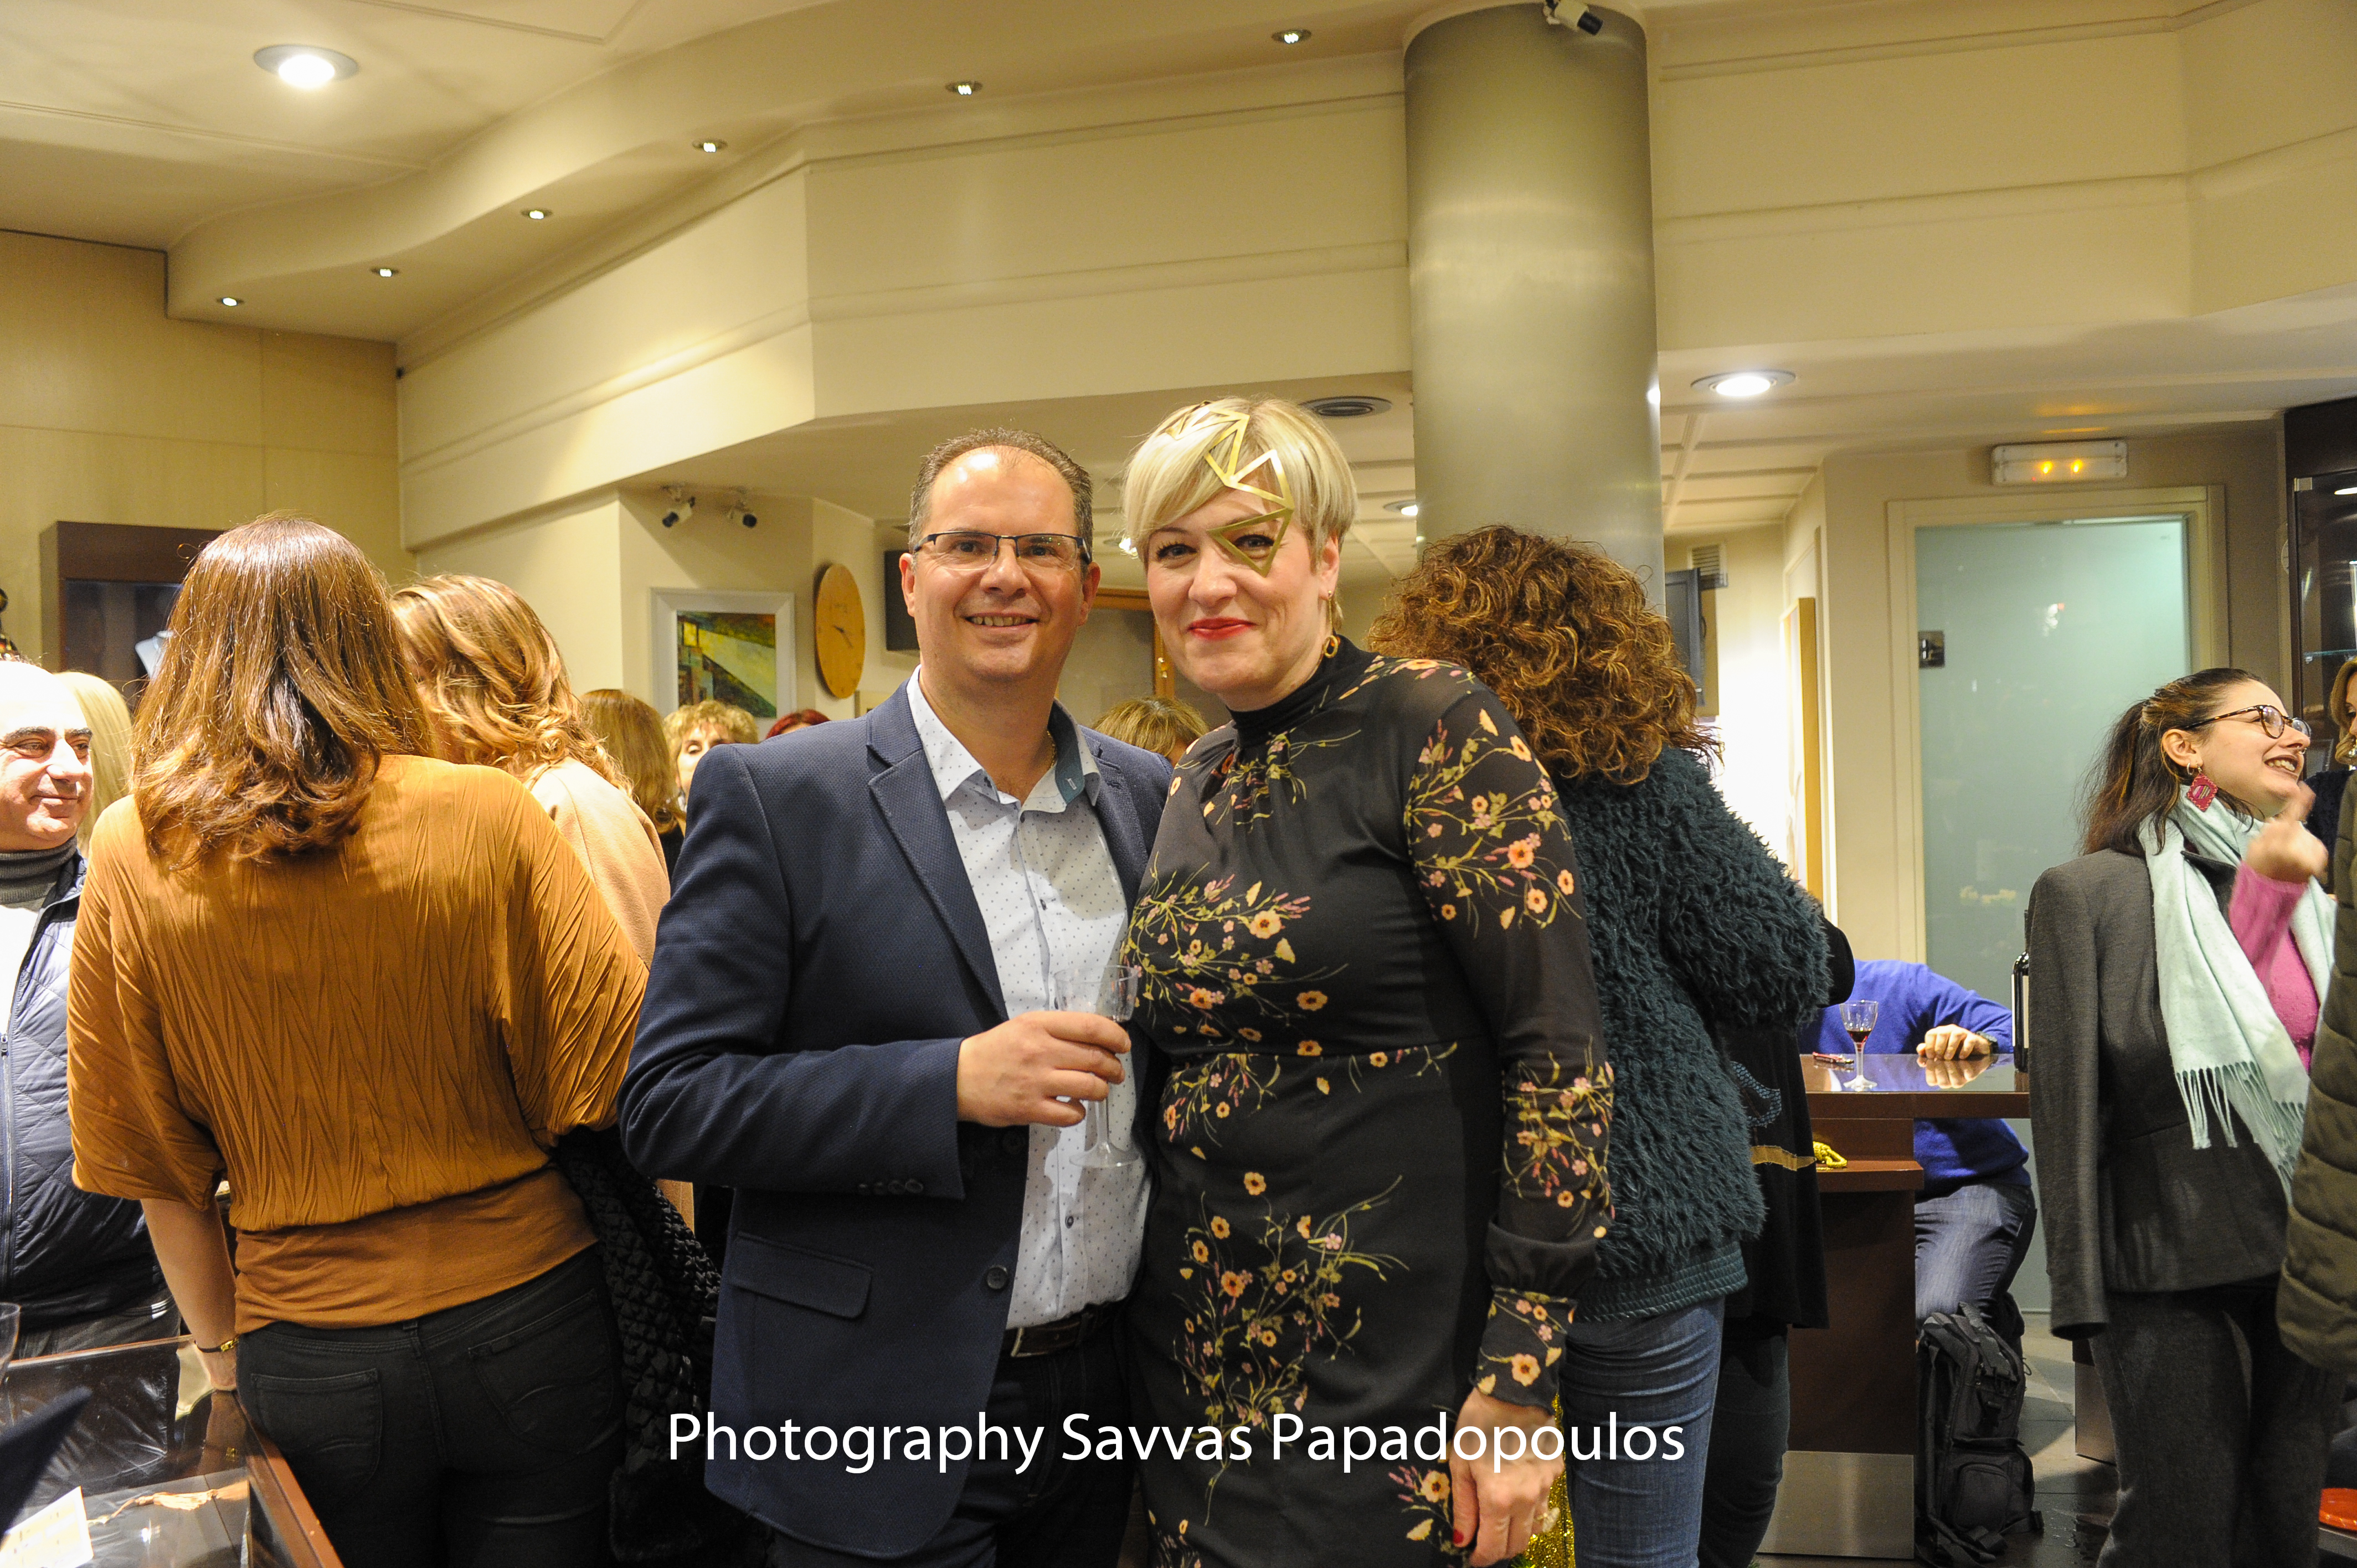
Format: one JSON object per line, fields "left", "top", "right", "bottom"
{"left": 2137, "top": 793, "right": 2324, "bottom": 1194}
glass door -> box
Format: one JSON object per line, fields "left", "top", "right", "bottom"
{"left": 1916, "top": 516, "right": 2191, "bottom": 1000}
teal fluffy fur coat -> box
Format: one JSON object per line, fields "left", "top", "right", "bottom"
{"left": 1560, "top": 747, "right": 1830, "bottom": 1319}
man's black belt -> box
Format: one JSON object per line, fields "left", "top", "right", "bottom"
{"left": 1002, "top": 1300, "right": 1118, "bottom": 1359}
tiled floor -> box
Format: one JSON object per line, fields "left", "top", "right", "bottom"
{"left": 1761, "top": 1312, "right": 2116, "bottom": 1567}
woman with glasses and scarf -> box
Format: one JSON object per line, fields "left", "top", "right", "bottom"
{"left": 2028, "top": 667, "right": 2339, "bottom": 1567}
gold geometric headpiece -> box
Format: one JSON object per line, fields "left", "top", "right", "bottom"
{"left": 1149, "top": 403, "right": 1296, "bottom": 576}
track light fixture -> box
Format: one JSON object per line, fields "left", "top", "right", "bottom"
{"left": 660, "top": 486, "right": 696, "bottom": 529}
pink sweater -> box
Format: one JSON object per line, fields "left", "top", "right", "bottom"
{"left": 2229, "top": 864, "right": 2319, "bottom": 1067}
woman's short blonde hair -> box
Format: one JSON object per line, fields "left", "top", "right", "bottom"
{"left": 1120, "top": 398, "right": 1358, "bottom": 558}
{"left": 1092, "top": 695, "right": 1210, "bottom": 760}
{"left": 663, "top": 700, "right": 759, "bottom": 754}
{"left": 58, "top": 671, "right": 131, "bottom": 851}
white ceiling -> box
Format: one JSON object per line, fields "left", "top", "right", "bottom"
{"left": 9, "top": 0, "right": 2357, "bottom": 555}
{"left": 0, "top": 1, "right": 826, "bottom": 247}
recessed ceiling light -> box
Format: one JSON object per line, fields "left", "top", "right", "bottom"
{"left": 693, "top": 139, "right": 726, "bottom": 153}
{"left": 1303, "top": 395, "right": 1393, "bottom": 419}
{"left": 371, "top": 266, "right": 398, "bottom": 278}
{"left": 1386, "top": 499, "right": 1419, "bottom": 517}
{"left": 1119, "top": 537, "right": 1139, "bottom": 556}
{"left": 1274, "top": 28, "right": 1311, "bottom": 44}
{"left": 1692, "top": 369, "right": 1794, "bottom": 399}
{"left": 219, "top": 297, "right": 241, "bottom": 307}
{"left": 522, "top": 208, "right": 551, "bottom": 220}
{"left": 948, "top": 81, "right": 981, "bottom": 96}
{"left": 253, "top": 45, "right": 357, "bottom": 90}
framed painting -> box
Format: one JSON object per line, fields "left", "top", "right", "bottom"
{"left": 651, "top": 588, "right": 795, "bottom": 720}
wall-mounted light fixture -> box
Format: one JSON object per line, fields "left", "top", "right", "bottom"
{"left": 1991, "top": 440, "right": 2127, "bottom": 485}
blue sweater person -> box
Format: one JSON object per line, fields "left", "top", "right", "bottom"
{"left": 1812, "top": 960, "right": 2037, "bottom": 1337}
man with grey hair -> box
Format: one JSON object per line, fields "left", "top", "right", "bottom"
{"left": 626, "top": 427, "right": 1171, "bottom": 1567}
{"left": 0, "top": 661, "right": 173, "bottom": 1353}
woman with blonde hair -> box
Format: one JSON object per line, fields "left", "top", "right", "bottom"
{"left": 68, "top": 514, "right": 642, "bottom": 1568}
{"left": 664, "top": 699, "right": 758, "bottom": 810}
{"left": 1119, "top": 399, "right": 1612, "bottom": 1567}
{"left": 56, "top": 672, "right": 130, "bottom": 853}
{"left": 394, "top": 576, "right": 668, "bottom": 961}
{"left": 581, "top": 688, "right": 685, "bottom": 871}
{"left": 1091, "top": 694, "right": 1208, "bottom": 763}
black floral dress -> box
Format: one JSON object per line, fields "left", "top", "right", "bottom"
{"left": 1123, "top": 639, "right": 1614, "bottom": 1567}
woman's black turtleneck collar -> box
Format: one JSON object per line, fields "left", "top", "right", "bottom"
{"left": 1228, "top": 636, "right": 1373, "bottom": 745}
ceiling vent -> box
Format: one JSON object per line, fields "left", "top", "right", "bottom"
{"left": 1303, "top": 395, "right": 1392, "bottom": 419}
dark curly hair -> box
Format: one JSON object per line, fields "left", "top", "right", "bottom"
{"left": 1368, "top": 526, "right": 1715, "bottom": 786}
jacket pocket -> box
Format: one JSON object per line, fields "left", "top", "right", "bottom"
{"left": 728, "top": 1234, "right": 872, "bottom": 1320}
{"left": 465, "top": 1286, "right": 623, "bottom": 1456}
{"left": 241, "top": 1367, "right": 384, "bottom": 1510}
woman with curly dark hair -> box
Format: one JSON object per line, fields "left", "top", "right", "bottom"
{"left": 1371, "top": 526, "right": 1828, "bottom": 1568}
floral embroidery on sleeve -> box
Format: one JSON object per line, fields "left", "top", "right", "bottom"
{"left": 1507, "top": 1058, "right": 1613, "bottom": 1216}
{"left": 1475, "top": 1286, "right": 1574, "bottom": 1409}
{"left": 1408, "top": 709, "right": 1575, "bottom": 931}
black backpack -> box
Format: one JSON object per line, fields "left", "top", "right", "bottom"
{"left": 1915, "top": 1303, "right": 2040, "bottom": 1565}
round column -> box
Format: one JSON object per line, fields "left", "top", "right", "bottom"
{"left": 1404, "top": 2, "right": 1662, "bottom": 588}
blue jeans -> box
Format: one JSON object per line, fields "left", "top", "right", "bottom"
{"left": 1915, "top": 1179, "right": 2036, "bottom": 1343}
{"left": 1559, "top": 1296, "right": 1725, "bottom": 1568}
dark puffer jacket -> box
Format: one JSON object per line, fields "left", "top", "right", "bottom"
{"left": 2280, "top": 787, "right": 2357, "bottom": 1365}
{"left": 14, "top": 852, "right": 164, "bottom": 1329}
{"left": 1557, "top": 748, "right": 1829, "bottom": 1320}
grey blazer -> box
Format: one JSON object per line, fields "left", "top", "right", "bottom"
{"left": 2027, "top": 847, "right": 2293, "bottom": 1339}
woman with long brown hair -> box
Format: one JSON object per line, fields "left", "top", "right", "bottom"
{"left": 1371, "top": 527, "right": 1826, "bottom": 1568}
{"left": 2030, "top": 666, "right": 2339, "bottom": 1566}
{"left": 68, "top": 514, "right": 644, "bottom": 1568}
{"left": 394, "top": 575, "right": 668, "bottom": 961}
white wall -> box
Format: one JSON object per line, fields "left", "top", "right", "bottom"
{"left": 1679, "top": 526, "right": 1790, "bottom": 856}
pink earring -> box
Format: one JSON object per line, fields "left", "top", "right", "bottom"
{"left": 2188, "top": 772, "right": 2219, "bottom": 810}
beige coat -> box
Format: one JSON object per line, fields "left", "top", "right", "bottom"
{"left": 530, "top": 757, "right": 670, "bottom": 963}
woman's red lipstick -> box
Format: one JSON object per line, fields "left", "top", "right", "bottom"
{"left": 1187, "top": 617, "right": 1253, "bottom": 640}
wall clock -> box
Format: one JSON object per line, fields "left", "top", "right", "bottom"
{"left": 815, "top": 561, "right": 866, "bottom": 699}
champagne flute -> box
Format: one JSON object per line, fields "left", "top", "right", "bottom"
{"left": 1053, "top": 961, "right": 1143, "bottom": 1169}
{"left": 1839, "top": 999, "right": 1878, "bottom": 1089}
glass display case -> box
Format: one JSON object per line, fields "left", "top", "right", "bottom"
{"left": 2, "top": 1337, "right": 338, "bottom": 1567}
{"left": 2292, "top": 468, "right": 2357, "bottom": 758}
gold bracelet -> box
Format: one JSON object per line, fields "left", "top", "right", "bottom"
{"left": 204, "top": 1334, "right": 236, "bottom": 1355}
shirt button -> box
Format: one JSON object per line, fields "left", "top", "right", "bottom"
{"left": 985, "top": 1265, "right": 1011, "bottom": 1291}
{"left": 1065, "top": 1215, "right": 1074, "bottom": 1227}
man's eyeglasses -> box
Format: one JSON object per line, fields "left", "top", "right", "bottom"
{"left": 914, "top": 531, "right": 1092, "bottom": 573}
{"left": 2200, "top": 704, "right": 2313, "bottom": 741}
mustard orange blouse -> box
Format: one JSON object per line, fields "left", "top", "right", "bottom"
{"left": 68, "top": 755, "right": 646, "bottom": 1332}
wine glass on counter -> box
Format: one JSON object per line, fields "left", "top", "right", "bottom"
{"left": 1838, "top": 999, "right": 1879, "bottom": 1089}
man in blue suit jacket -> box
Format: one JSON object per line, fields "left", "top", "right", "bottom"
{"left": 622, "top": 427, "right": 1172, "bottom": 1567}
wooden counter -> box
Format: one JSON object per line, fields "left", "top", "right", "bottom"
{"left": 1759, "top": 1051, "right": 2026, "bottom": 1560}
